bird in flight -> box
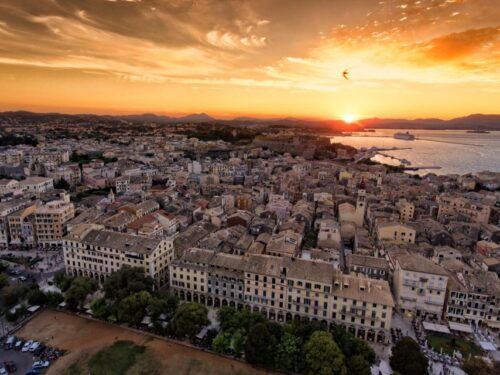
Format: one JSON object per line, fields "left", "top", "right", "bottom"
{"left": 342, "top": 69, "right": 349, "bottom": 80}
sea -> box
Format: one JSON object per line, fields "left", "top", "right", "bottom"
{"left": 329, "top": 129, "right": 500, "bottom": 176}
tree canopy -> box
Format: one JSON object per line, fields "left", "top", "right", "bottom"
{"left": 303, "top": 331, "right": 347, "bottom": 375}
{"left": 169, "top": 302, "right": 209, "bottom": 339}
{"left": 244, "top": 322, "right": 278, "bottom": 368}
{"left": 390, "top": 337, "right": 428, "bottom": 375}
{"left": 103, "top": 266, "right": 154, "bottom": 301}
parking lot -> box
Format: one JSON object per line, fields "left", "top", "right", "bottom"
{"left": 0, "top": 346, "right": 34, "bottom": 374}
{"left": 1, "top": 335, "right": 64, "bottom": 374}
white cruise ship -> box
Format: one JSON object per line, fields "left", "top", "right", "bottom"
{"left": 393, "top": 131, "right": 415, "bottom": 141}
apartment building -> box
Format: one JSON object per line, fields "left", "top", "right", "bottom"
{"left": 437, "top": 195, "right": 491, "bottom": 224}
{"left": 445, "top": 268, "right": 500, "bottom": 330}
{"left": 396, "top": 199, "right": 415, "bottom": 222}
{"left": 170, "top": 248, "right": 394, "bottom": 343}
{"left": 20, "top": 177, "right": 54, "bottom": 194}
{"left": 35, "top": 199, "right": 75, "bottom": 246}
{"left": 115, "top": 176, "right": 130, "bottom": 194}
{"left": 0, "top": 179, "right": 20, "bottom": 195}
{"left": 392, "top": 252, "right": 449, "bottom": 318}
{"left": 63, "top": 224, "right": 174, "bottom": 286}
{"left": 7, "top": 203, "right": 38, "bottom": 246}
{"left": 346, "top": 254, "right": 390, "bottom": 280}
{"left": 377, "top": 222, "right": 416, "bottom": 244}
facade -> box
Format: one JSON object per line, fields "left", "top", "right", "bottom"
{"left": 396, "top": 199, "right": 415, "bottom": 222}
{"left": 437, "top": 195, "right": 491, "bottom": 224}
{"left": 392, "top": 253, "right": 449, "bottom": 318}
{"left": 446, "top": 269, "right": 500, "bottom": 330}
{"left": 170, "top": 248, "right": 394, "bottom": 343}
{"left": 63, "top": 224, "right": 174, "bottom": 286}
{"left": 377, "top": 222, "right": 416, "bottom": 244}
{"left": 35, "top": 200, "right": 75, "bottom": 246}
{"left": 346, "top": 254, "right": 389, "bottom": 280}
{"left": 20, "top": 177, "right": 54, "bottom": 194}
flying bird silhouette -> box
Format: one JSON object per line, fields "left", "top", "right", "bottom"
{"left": 342, "top": 69, "right": 349, "bottom": 80}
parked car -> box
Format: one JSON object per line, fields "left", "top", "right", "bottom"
{"left": 33, "top": 344, "right": 46, "bottom": 356}
{"left": 0, "top": 367, "right": 7, "bottom": 375}
{"left": 4, "top": 336, "right": 15, "bottom": 350}
{"left": 32, "top": 361, "right": 50, "bottom": 370}
{"left": 2, "top": 361, "right": 17, "bottom": 373}
{"left": 14, "top": 340, "right": 23, "bottom": 350}
{"left": 29, "top": 342, "right": 40, "bottom": 352}
{"left": 21, "top": 340, "right": 33, "bottom": 352}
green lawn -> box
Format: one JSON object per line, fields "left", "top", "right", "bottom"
{"left": 427, "top": 334, "right": 482, "bottom": 358}
{"left": 89, "top": 341, "right": 146, "bottom": 375}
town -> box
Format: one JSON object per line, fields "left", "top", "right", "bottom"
{"left": 0, "top": 113, "right": 499, "bottom": 375}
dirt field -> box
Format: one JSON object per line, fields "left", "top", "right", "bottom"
{"left": 15, "top": 309, "right": 273, "bottom": 375}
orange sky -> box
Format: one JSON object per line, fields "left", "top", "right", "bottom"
{"left": 0, "top": 0, "right": 499, "bottom": 120}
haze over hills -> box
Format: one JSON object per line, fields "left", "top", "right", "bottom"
{"left": 1, "top": 110, "right": 499, "bottom": 130}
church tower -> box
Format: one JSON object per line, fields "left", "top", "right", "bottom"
{"left": 355, "top": 179, "right": 366, "bottom": 227}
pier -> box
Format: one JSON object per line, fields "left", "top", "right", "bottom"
{"left": 415, "top": 138, "right": 483, "bottom": 147}
{"left": 403, "top": 166, "right": 442, "bottom": 171}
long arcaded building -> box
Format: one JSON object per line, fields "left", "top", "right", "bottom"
{"left": 170, "top": 248, "right": 394, "bottom": 343}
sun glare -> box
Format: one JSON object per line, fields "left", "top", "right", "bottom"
{"left": 343, "top": 114, "right": 356, "bottom": 123}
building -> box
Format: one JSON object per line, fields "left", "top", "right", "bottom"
{"left": 392, "top": 252, "right": 449, "bottom": 318}
{"left": 445, "top": 265, "right": 500, "bottom": 330}
{"left": 377, "top": 222, "right": 416, "bottom": 245}
{"left": 396, "top": 199, "right": 415, "bottom": 222}
{"left": 63, "top": 224, "right": 174, "bottom": 286}
{"left": 115, "top": 176, "right": 130, "bottom": 194}
{"left": 437, "top": 195, "right": 491, "bottom": 224}
{"left": 346, "top": 254, "right": 389, "bottom": 280}
{"left": 170, "top": 248, "right": 394, "bottom": 343}
{"left": 35, "top": 199, "right": 75, "bottom": 246}
{"left": 20, "top": 177, "right": 54, "bottom": 194}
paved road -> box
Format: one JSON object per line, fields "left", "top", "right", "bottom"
{"left": 0, "top": 346, "right": 36, "bottom": 374}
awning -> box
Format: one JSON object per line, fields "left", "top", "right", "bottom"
{"left": 423, "top": 321, "right": 451, "bottom": 334}
{"left": 479, "top": 341, "right": 496, "bottom": 351}
{"left": 448, "top": 321, "right": 473, "bottom": 333}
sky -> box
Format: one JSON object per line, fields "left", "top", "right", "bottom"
{"left": 0, "top": 0, "right": 499, "bottom": 120}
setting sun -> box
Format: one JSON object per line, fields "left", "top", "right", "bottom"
{"left": 343, "top": 114, "right": 356, "bottom": 123}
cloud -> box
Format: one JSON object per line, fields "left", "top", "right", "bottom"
{"left": 414, "top": 27, "right": 499, "bottom": 63}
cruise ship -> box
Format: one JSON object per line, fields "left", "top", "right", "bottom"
{"left": 393, "top": 131, "right": 415, "bottom": 141}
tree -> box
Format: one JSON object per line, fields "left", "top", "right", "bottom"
{"left": 54, "top": 271, "right": 73, "bottom": 292}
{"left": 212, "top": 332, "right": 232, "bottom": 354}
{"left": 303, "top": 331, "right": 347, "bottom": 375}
{"left": 218, "top": 307, "right": 265, "bottom": 333}
{"left": 390, "top": 337, "right": 428, "bottom": 375}
{"left": 275, "top": 332, "right": 301, "bottom": 373}
{"left": 54, "top": 178, "right": 70, "bottom": 190}
{"left": 148, "top": 294, "right": 178, "bottom": 321}
{"left": 91, "top": 298, "right": 111, "bottom": 320}
{"left": 0, "top": 283, "right": 29, "bottom": 308}
{"left": 27, "top": 288, "right": 47, "bottom": 305}
{"left": 332, "top": 326, "right": 375, "bottom": 364}
{"left": 45, "top": 291, "right": 64, "bottom": 306}
{"left": 462, "top": 357, "right": 493, "bottom": 375}
{"left": 0, "top": 273, "right": 8, "bottom": 289}
{"left": 117, "top": 291, "right": 152, "bottom": 326}
{"left": 231, "top": 329, "right": 246, "bottom": 357}
{"left": 347, "top": 355, "right": 371, "bottom": 375}
{"left": 65, "top": 277, "right": 96, "bottom": 310}
{"left": 103, "top": 266, "right": 154, "bottom": 301}
{"left": 170, "top": 302, "right": 209, "bottom": 339}
{"left": 244, "top": 323, "right": 277, "bottom": 368}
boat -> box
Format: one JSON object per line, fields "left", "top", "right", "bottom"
{"left": 466, "top": 130, "right": 490, "bottom": 134}
{"left": 394, "top": 131, "right": 415, "bottom": 141}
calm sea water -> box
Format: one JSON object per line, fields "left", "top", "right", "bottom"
{"left": 330, "top": 129, "right": 500, "bottom": 176}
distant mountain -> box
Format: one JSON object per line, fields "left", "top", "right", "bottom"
{"left": 0, "top": 110, "right": 499, "bottom": 130}
{"left": 361, "top": 114, "right": 500, "bottom": 130}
